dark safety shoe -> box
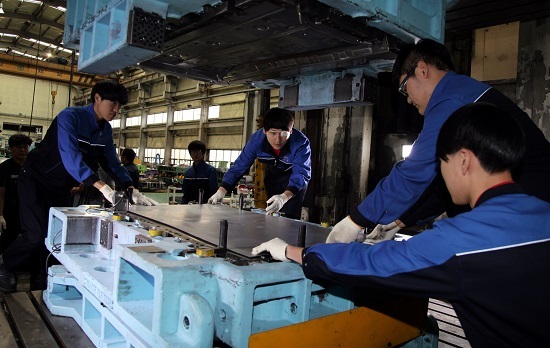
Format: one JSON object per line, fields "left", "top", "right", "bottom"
{"left": 0, "top": 256, "right": 17, "bottom": 293}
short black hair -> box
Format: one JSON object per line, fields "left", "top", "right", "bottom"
{"left": 91, "top": 79, "right": 128, "bottom": 105}
{"left": 188, "top": 140, "right": 206, "bottom": 154}
{"left": 263, "top": 108, "right": 294, "bottom": 131}
{"left": 436, "top": 103, "right": 525, "bottom": 174}
{"left": 392, "top": 39, "right": 455, "bottom": 88}
{"left": 8, "top": 134, "right": 32, "bottom": 147}
{"left": 121, "top": 148, "right": 136, "bottom": 162}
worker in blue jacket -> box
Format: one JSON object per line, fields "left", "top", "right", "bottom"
{"left": 0, "top": 134, "right": 32, "bottom": 254}
{"left": 253, "top": 103, "right": 550, "bottom": 347}
{"left": 0, "top": 79, "right": 157, "bottom": 292}
{"left": 208, "top": 108, "right": 311, "bottom": 219}
{"left": 181, "top": 140, "right": 218, "bottom": 204}
{"left": 327, "top": 38, "right": 550, "bottom": 243}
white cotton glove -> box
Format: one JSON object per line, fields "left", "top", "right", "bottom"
{"left": 208, "top": 188, "right": 226, "bottom": 204}
{"left": 325, "top": 216, "right": 363, "bottom": 243}
{"left": 99, "top": 185, "right": 115, "bottom": 205}
{"left": 363, "top": 221, "right": 401, "bottom": 245}
{"left": 131, "top": 189, "right": 159, "bottom": 206}
{"left": 251, "top": 238, "right": 290, "bottom": 262}
{"left": 266, "top": 193, "right": 289, "bottom": 214}
{"left": 0, "top": 216, "right": 6, "bottom": 233}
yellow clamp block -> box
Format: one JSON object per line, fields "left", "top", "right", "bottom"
{"left": 148, "top": 228, "right": 163, "bottom": 237}
{"left": 112, "top": 214, "right": 125, "bottom": 221}
{"left": 196, "top": 247, "right": 215, "bottom": 257}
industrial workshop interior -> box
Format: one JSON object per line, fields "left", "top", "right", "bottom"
{"left": 0, "top": 0, "right": 549, "bottom": 347}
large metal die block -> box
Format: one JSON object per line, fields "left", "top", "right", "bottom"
{"left": 44, "top": 205, "right": 354, "bottom": 347}
{"left": 318, "top": 0, "right": 456, "bottom": 43}
{"left": 63, "top": 0, "right": 452, "bottom": 81}
{"left": 113, "top": 248, "right": 315, "bottom": 347}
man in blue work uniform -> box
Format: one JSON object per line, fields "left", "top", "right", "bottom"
{"left": 208, "top": 107, "right": 311, "bottom": 220}
{"left": 0, "top": 79, "right": 157, "bottom": 292}
{"left": 120, "top": 148, "right": 140, "bottom": 189}
{"left": 0, "top": 134, "right": 32, "bottom": 253}
{"left": 181, "top": 140, "right": 218, "bottom": 204}
{"left": 253, "top": 103, "right": 550, "bottom": 347}
{"left": 327, "top": 38, "right": 550, "bottom": 243}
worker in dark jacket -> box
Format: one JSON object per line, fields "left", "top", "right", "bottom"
{"left": 0, "top": 134, "right": 32, "bottom": 253}
{"left": 327, "top": 38, "right": 550, "bottom": 243}
{"left": 208, "top": 108, "right": 311, "bottom": 219}
{"left": 253, "top": 103, "right": 550, "bottom": 348}
{"left": 121, "top": 148, "right": 140, "bottom": 189}
{"left": 0, "top": 80, "right": 157, "bottom": 292}
{"left": 181, "top": 140, "right": 218, "bottom": 204}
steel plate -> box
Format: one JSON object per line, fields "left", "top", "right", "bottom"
{"left": 130, "top": 204, "right": 330, "bottom": 257}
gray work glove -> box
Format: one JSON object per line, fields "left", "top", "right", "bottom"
{"left": 251, "top": 238, "right": 290, "bottom": 262}
{"left": 131, "top": 189, "right": 159, "bottom": 206}
{"left": 208, "top": 188, "right": 226, "bottom": 204}
{"left": 0, "top": 216, "right": 6, "bottom": 234}
{"left": 325, "top": 216, "right": 363, "bottom": 243}
{"left": 266, "top": 193, "right": 289, "bottom": 214}
{"left": 99, "top": 185, "right": 115, "bottom": 205}
{"left": 363, "top": 221, "right": 401, "bottom": 245}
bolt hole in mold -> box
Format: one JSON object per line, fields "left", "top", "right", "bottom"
{"left": 94, "top": 266, "right": 114, "bottom": 273}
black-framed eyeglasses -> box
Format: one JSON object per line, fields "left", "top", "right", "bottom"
{"left": 398, "top": 67, "right": 416, "bottom": 98}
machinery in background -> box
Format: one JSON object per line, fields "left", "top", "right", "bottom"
{"left": 228, "top": 184, "right": 255, "bottom": 210}
{"left": 43, "top": 204, "right": 437, "bottom": 347}
{"left": 157, "top": 164, "right": 188, "bottom": 186}
{"left": 63, "top": 0, "right": 454, "bottom": 109}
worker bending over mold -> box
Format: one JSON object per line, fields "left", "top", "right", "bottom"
{"left": 253, "top": 103, "right": 550, "bottom": 347}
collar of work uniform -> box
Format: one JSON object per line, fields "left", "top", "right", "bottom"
{"left": 474, "top": 182, "right": 523, "bottom": 208}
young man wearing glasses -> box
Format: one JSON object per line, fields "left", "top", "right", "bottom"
{"left": 327, "top": 39, "right": 550, "bottom": 243}
{"left": 208, "top": 107, "right": 311, "bottom": 219}
{"left": 253, "top": 103, "right": 550, "bottom": 347}
{"left": 181, "top": 140, "right": 218, "bottom": 204}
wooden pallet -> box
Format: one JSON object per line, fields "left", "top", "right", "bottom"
{"left": 428, "top": 299, "right": 471, "bottom": 348}
{"left": 0, "top": 291, "right": 93, "bottom": 348}
{"left": 0, "top": 291, "right": 470, "bottom": 348}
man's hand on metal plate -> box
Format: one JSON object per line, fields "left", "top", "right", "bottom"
{"left": 265, "top": 193, "right": 289, "bottom": 214}
{"left": 131, "top": 189, "right": 159, "bottom": 206}
{"left": 363, "top": 221, "right": 401, "bottom": 245}
{"left": 325, "top": 216, "right": 363, "bottom": 243}
{"left": 208, "top": 188, "right": 226, "bottom": 204}
{"left": 252, "top": 238, "right": 290, "bottom": 262}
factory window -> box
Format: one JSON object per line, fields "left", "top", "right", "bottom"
{"left": 171, "top": 148, "right": 192, "bottom": 166}
{"left": 110, "top": 119, "right": 121, "bottom": 128}
{"left": 174, "top": 105, "right": 220, "bottom": 122}
{"left": 126, "top": 116, "right": 141, "bottom": 127}
{"left": 144, "top": 148, "right": 164, "bottom": 164}
{"left": 208, "top": 105, "right": 220, "bottom": 119}
{"left": 174, "top": 108, "right": 200, "bottom": 122}
{"left": 147, "top": 112, "right": 167, "bottom": 125}
{"left": 209, "top": 150, "right": 241, "bottom": 168}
